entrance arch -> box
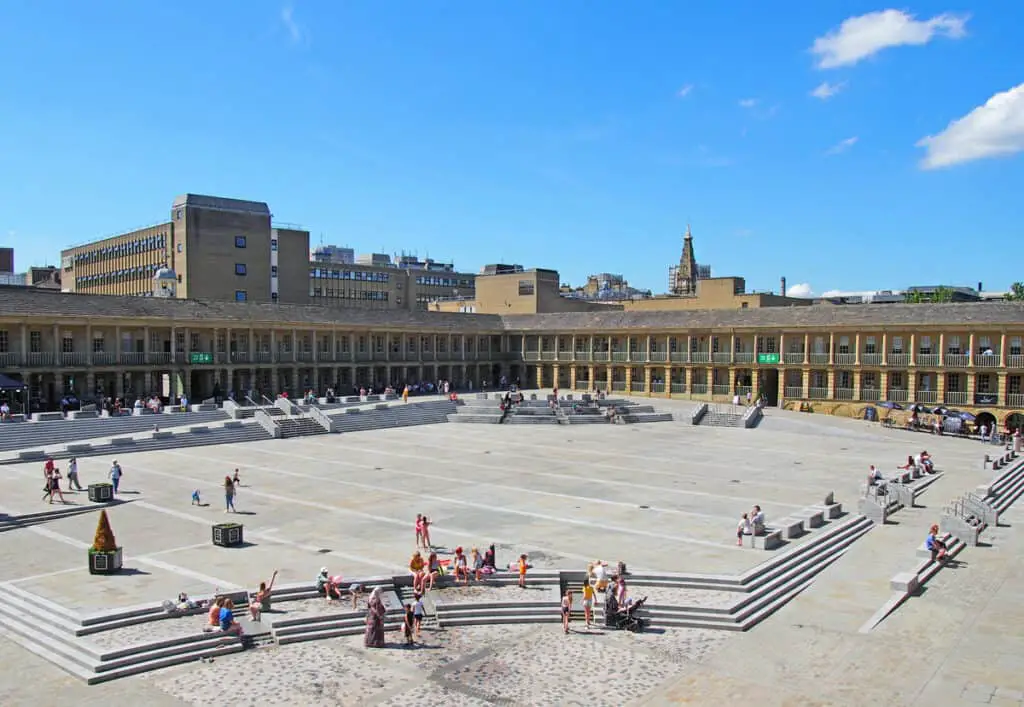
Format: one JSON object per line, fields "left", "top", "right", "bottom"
{"left": 1004, "top": 411, "right": 1024, "bottom": 432}
{"left": 976, "top": 411, "right": 997, "bottom": 433}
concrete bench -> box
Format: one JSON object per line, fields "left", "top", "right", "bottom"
{"left": 32, "top": 412, "right": 65, "bottom": 422}
{"left": 66, "top": 443, "right": 93, "bottom": 453}
{"left": 188, "top": 426, "right": 209, "bottom": 433}
{"left": 132, "top": 407, "right": 155, "bottom": 416}
{"left": 792, "top": 509, "right": 825, "bottom": 529}
{"left": 762, "top": 529, "right": 785, "bottom": 550}
{"left": 890, "top": 572, "right": 921, "bottom": 593}
{"left": 772, "top": 518, "right": 806, "bottom": 539}
{"left": 17, "top": 450, "right": 47, "bottom": 460}
{"left": 110, "top": 437, "right": 135, "bottom": 446}
{"left": 375, "top": 404, "right": 389, "bottom": 410}
{"left": 345, "top": 408, "right": 362, "bottom": 415}
{"left": 915, "top": 533, "right": 952, "bottom": 560}
{"left": 151, "top": 431, "right": 173, "bottom": 439}
{"left": 67, "top": 410, "right": 98, "bottom": 420}
{"left": 223, "top": 420, "right": 243, "bottom": 429}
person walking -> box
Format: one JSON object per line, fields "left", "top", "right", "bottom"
{"left": 224, "top": 475, "right": 236, "bottom": 513}
{"left": 109, "top": 460, "right": 123, "bottom": 495}
{"left": 561, "top": 590, "right": 573, "bottom": 634}
{"left": 67, "top": 457, "right": 84, "bottom": 491}
{"left": 581, "top": 582, "right": 595, "bottom": 628}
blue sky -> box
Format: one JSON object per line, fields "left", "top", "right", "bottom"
{"left": 2, "top": 1, "right": 1023, "bottom": 297}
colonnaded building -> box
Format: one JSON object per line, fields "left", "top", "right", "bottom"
{"left": 1, "top": 282, "right": 1023, "bottom": 430}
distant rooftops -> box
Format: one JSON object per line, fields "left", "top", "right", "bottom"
{"left": 172, "top": 194, "right": 271, "bottom": 216}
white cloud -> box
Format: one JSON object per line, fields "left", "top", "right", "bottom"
{"left": 811, "top": 81, "right": 846, "bottom": 100}
{"left": 825, "top": 136, "right": 858, "bottom": 155}
{"left": 820, "top": 289, "right": 888, "bottom": 300}
{"left": 738, "top": 98, "right": 758, "bottom": 108}
{"left": 677, "top": 84, "right": 694, "bottom": 98}
{"left": 916, "top": 83, "right": 1024, "bottom": 169}
{"left": 281, "top": 4, "right": 307, "bottom": 44}
{"left": 811, "top": 9, "right": 968, "bottom": 69}
{"left": 785, "top": 283, "right": 814, "bottom": 298}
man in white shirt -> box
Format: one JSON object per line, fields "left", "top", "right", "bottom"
{"left": 751, "top": 505, "right": 765, "bottom": 534}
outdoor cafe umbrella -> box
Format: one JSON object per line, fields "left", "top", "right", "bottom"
{"left": 959, "top": 412, "right": 977, "bottom": 422}
{"left": 878, "top": 401, "right": 902, "bottom": 410}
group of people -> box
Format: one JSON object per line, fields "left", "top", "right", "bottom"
{"left": 867, "top": 450, "right": 935, "bottom": 491}
{"left": 40, "top": 457, "right": 120, "bottom": 503}
{"left": 407, "top": 544, "right": 499, "bottom": 594}
{"left": 735, "top": 505, "right": 766, "bottom": 546}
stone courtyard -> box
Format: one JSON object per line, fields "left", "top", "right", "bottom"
{"left": 1, "top": 400, "right": 1023, "bottom": 706}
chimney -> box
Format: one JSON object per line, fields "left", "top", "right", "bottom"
{"left": 780, "top": 277, "right": 787, "bottom": 297}
{"left": 978, "top": 281, "right": 983, "bottom": 292}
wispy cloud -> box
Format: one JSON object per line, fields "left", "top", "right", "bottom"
{"left": 677, "top": 84, "right": 694, "bottom": 98}
{"left": 738, "top": 98, "right": 758, "bottom": 109}
{"left": 786, "top": 283, "right": 814, "bottom": 298}
{"left": 916, "top": 82, "right": 1024, "bottom": 169}
{"left": 811, "top": 81, "right": 846, "bottom": 100}
{"left": 811, "top": 9, "right": 968, "bottom": 69}
{"left": 825, "top": 136, "right": 858, "bottom": 156}
{"left": 281, "top": 4, "right": 308, "bottom": 45}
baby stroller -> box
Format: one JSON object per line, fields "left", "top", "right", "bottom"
{"left": 605, "top": 594, "right": 648, "bottom": 633}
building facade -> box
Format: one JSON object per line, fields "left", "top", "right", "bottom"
{"left": 60, "top": 195, "right": 310, "bottom": 304}
{"left": 1, "top": 287, "right": 1023, "bottom": 429}
{"left": 308, "top": 257, "right": 476, "bottom": 311}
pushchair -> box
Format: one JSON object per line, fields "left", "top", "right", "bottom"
{"left": 605, "top": 594, "right": 648, "bottom": 633}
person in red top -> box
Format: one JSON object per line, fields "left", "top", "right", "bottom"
{"left": 518, "top": 554, "right": 529, "bottom": 588}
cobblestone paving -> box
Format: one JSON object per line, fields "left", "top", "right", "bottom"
{"left": 145, "top": 620, "right": 732, "bottom": 706}
{"left": 88, "top": 614, "right": 212, "bottom": 650}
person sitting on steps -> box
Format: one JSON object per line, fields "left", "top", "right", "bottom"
{"left": 925, "top": 524, "right": 948, "bottom": 564}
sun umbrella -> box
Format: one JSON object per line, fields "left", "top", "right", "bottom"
{"left": 944, "top": 409, "right": 962, "bottom": 417}
{"left": 878, "top": 401, "right": 902, "bottom": 410}
{"left": 929, "top": 406, "right": 949, "bottom": 415}
{"left": 959, "top": 412, "right": 977, "bottom": 422}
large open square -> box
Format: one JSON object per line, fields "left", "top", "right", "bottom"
{"left": 2, "top": 403, "right": 1024, "bottom": 705}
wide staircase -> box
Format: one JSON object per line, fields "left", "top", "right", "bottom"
{"left": 447, "top": 393, "right": 673, "bottom": 425}
{"left": 0, "top": 409, "right": 229, "bottom": 453}
{"left": 277, "top": 417, "right": 330, "bottom": 439}
{"left": 693, "top": 404, "right": 746, "bottom": 428}
{"left": 326, "top": 400, "right": 456, "bottom": 433}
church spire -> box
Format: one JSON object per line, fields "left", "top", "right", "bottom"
{"left": 674, "top": 224, "right": 698, "bottom": 295}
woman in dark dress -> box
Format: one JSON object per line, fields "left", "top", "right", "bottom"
{"left": 364, "top": 587, "right": 387, "bottom": 648}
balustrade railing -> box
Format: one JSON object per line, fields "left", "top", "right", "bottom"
{"left": 670, "top": 383, "right": 686, "bottom": 393}
{"left": 0, "top": 353, "right": 21, "bottom": 367}
{"left": 809, "top": 353, "right": 830, "bottom": 365}
{"left": 1008, "top": 354, "right": 1024, "bottom": 369}
{"left": 916, "top": 354, "right": 940, "bottom": 367}
{"left": 808, "top": 387, "right": 829, "bottom": 399}
{"left": 733, "top": 352, "right": 754, "bottom": 364}
{"left": 944, "top": 391, "right": 968, "bottom": 405}
{"left": 834, "top": 388, "right": 854, "bottom": 400}
{"left": 975, "top": 353, "right": 1000, "bottom": 368}
{"left": 92, "top": 353, "right": 117, "bottom": 365}
{"left": 630, "top": 352, "right": 648, "bottom": 362}
{"left": 943, "top": 354, "right": 969, "bottom": 368}
{"left": 860, "top": 387, "right": 881, "bottom": 401}
{"left": 834, "top": 353, "right": 856, "bottom": 365}
{"left": 711, "top": 384, "right": 730, "bottom": 396}
{"left": 1007, "top": 393, "right": 1024, "bottom": 407}
{"left": 650, "top": 352, "right": 668, "bottom": 363}
{"left": 630, "top": 381, "right": 645, "bottom": 392}
{"left": 887, "top": 353, "right": 910, "bottom": 367}
{"left": 611, "top": 381, "right": 626, "bottom": 392}
{"left": 691, "top": 383, "right": 707, "bottom": 394}
{"left": 861, "top": 353, "right": 882, "bottom": 366}
{"left": 690, "top": 352, "right": 710, "bottom": 364}
{"left": 915, "top": 390, "right": 938, "bottom": 403}
{"left": 887, "top": 388, "right": 909, "bottom": 402}
{"left": 784, "top": 386, "right": 804, "bottom": 399}
{"left": 712, "top": 353, "right": 732, "bottom": 364}
{"left": 783, "top": 352, "right": 805, "bottom": 364}
{"left": 670, "top": 351, "right": 690, "bottom": 363}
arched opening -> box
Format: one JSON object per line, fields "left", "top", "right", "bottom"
{"left": 1004, "top": 411, "right": 1024, "bottom": 433}
{"left": 976, "top": 411, "right": 997, "bottom": 432}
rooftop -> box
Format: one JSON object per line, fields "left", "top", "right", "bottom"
{"left": 1, "top": 286, "right": 1022, "bottom": 331}
{"left": 172, "top": 194, "right": 271, "bottom": 216}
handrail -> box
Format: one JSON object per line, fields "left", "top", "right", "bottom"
{"left": 254, "top": 408, "right": 281, "bottom": 438}
{"left": 307, "top": 404, "right": 334, "bottom": 433}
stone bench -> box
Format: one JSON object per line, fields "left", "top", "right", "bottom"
{"left": 188, "top": 426, "right": 209, "bottom": 434}
{"left": 771, "top": 518, "right": 806, "bottom": 539}
{"left": 151, "top": 431, "right": 173, "bottom": 439}
{"left": 67, "top": 410, "right": 98, "bottom": 420}
{"left": 132, "top": 407, "right": 155, "bottom": 416}
{"left": 890, "top": 572, "right": 921, "bottom": 593}
{"left": 17, "top": 450, "right": 47, "bottom": 460}
{"left": 792, "top": 509, "right": 825, "bottom": 529}
{"left": 915, "top": 533, "right": 954, "bottom": 560}
{"left": 31, "top": 412, "right": 65, "bottom": 422}
{"left": 110, "top": 437, "right": 135, "bottom": 446}
{"left": 66, "top": 443, "right": 93, "bottom": 453}
{"left": 762, "top": 529, "right": 785, "bottom": 550}
{"left": 223, "top": 420, "right": 243, "bottom": 429}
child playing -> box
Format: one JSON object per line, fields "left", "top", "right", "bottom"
{"left": 737, "top": 513, "right": 751, "bottom": 547}
{"left": 192, "top": 489, "right": 202, "bottom": 506}
{"left": 518, "top": 553, "right": 529, "bottom": 588}
{"left": 412, "top": 593, "right": 425, "bottom": 636}
{"left": 403, "top": 603, "right": 416, "bottom": 645}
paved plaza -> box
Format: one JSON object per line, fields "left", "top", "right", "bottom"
{"left": 1, "top": 401, "right": 1023, "bottom": 705}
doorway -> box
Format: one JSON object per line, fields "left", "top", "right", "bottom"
{"left": 761, "top": 368, "right": 780, "bottom": 406}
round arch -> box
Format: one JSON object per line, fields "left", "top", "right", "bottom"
{"left": 975, "top": 411, "right": 998, "bottom": 432}
{"left": 1004, "top": 411, "right": 1024, "bottom": 432}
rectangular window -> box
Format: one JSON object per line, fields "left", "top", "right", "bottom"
{"left": 190, "top": 333, "right": 200, "bottom": 351}
{"left": 946, "top": 373, "right": 961, "bottom": 390}
{"left": 92, "top": 337, "right": 105, "bottom": 353}
{"left": 1010, "top": 337, "right": 1021, "bottom": 356}
{"left": 175, "top": 332, "right": 185, "bottom": 352}
{"left": 0, "top": 330, "right": 7, "bottom": 353}
{"left": 865, "top": 336, "right": 877, "bottom": 354}
{"left": 235, "top": 290, "right": 247, "bottom": 302}
{"left": 517, "top": 279, "right": 535, "bottom": 296}
{"left": 271, "top": 265, "right": 278, "bottom": 276}
{"left": 838, "top": 336, "right": 850, "bottom": 354}
{"left": 978, "top": 336, "right": 992, "bottom": 352}
{"left": 919, "top": 336, "right": 932, "bottom": 354}
{"left": 235, "top": 236, "right": 247, "bottom": 248}
{"left": 235, "top": 263, "right": 247, "bottom": 276}
{"left": 1010, "top": 375, "right": 1022, "bottom": 395}
{"left": 271, "top": 239, "right": 278, "bottom": 252}
{"left": 813, "top": 336, "right": 826, "bottom": 353}
{"left": 977, "top": 373, "right": 993, "bottom": 393}
{"left": 891, "top": 336, "right": 903, "bottom": 354}
{"left": 946, "top": 335, "right": 961, "bottom": 353}
{"left": 62, "top": 336, "right": 74, "bottom": 353}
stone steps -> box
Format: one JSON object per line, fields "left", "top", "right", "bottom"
{"left": 447, "top": 414, "right": 503, "bottom": 424}
{"left": 0, "top": 409, "right": 230, "bottom": 453}
{"left": 698, "top": 413, "right": 744, "bottom": 428}
{"left": 326, "top": 401, "right": 456, "bottom": 434}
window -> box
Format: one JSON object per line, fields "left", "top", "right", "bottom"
{"left": 813, "top": 336, "right": 827, "bottom": 353}
{"left": 946, "top": 335, "right": 961, "bottom": 354}
{"left": 838, "top": 336, "right": 850, "bottom": 354}
{"left": 92, "top": 337, "right": 105, "bottom": 353}
{"left": 977, "top": 373, "right": 993, "bottom": 393}
{"left": 271, "top": 265, "right": 278, "bottom": 276}
{"left": 177, "top": 243, "right": 183, "bottom": 253}
{"left": 865, "top": 336, "right": 877, "bottom": 354}
{"left": 235, "top": 263, "right": 247, "bottom": 276}
{"left": 235, "top": 236, "right": 247, "bottom": 248}
{"left": 517, "top": 279, "right": 535, "bottom": 296}
{"left": 919, "top": 336, "right": 932, "bottom": 354}
{"left": 62, "top": 335, "right": 74, "bottom": 353}
{"left": 946, "top": 373, "right": 961, "bottom": 391}
{"left": 175, "top": 332, "right": 185, "bottom": 352}
{"left": 271, "top": 292, "right": 278, "bottom": 301}
{"left": 891, "top": 336, "right": 904, "bottom": 354}
{"left": 175, "top": 209, "right": 183, "bottom": 220}
{"left": 271, "top": 239, "right": 278, "bottom": 252}
{"left": 1010, "top": 337, "right": 1021, "bottom": 356}
{"left": 0, "top": 330, "right": 7, "bottom": 353}
{"left": 978, "top": 336, "right": 992, "bottom": 353}
{"left": 235, "top": 290, "right": 247, "bottom": 302}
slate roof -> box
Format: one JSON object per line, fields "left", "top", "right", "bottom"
{"left": 1, "top": 286, "right": 1022, "bottom": 332}
{"left": 0, "top": 287, "right": 505, "bottom": 332}
{"left": 500, "top": 302, "right": 1024, "bottom": 332}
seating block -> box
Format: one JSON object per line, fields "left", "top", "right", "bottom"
{"left": 110, "top": 437, "right": 135, "bottom": 445}
{"left": 813, "top": 502, "right": 843, "bottom": 520}
{"left": 151, "top": 431, "right": 173, "bottom": 439}
{"left": 762, "top": 529, "right": 785, "bottom": 550}
{"left": 890, "top": 572, "right": 920, "bottom": 593}
{"left": 774, "top": 518, "right": 806, "bottom": 539}
{"left": 794, "top": 510, "right": 825, "bottom": 529}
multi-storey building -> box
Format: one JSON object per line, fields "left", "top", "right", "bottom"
{"left": 308, "top": 255, "right": 476, "bottom": 311}
{"left": 60, "top": 194, "right": 310, "bottom": 304}
{"left": 1, "top": 286, "right": 1023, "bottom": 431}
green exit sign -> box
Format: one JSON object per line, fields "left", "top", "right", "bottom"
{"left": 757, "top": 353, "right": 780, "bottom": 364}
{"left": 189, "top": 352, "right": 214, "bottom": 365}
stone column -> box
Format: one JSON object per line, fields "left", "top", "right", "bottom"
{"left": 588, "top": 365, "right": 595, "bottom": 388}
{"left": 663, "top": 365, "right": 671, "bottom": 397}
{"left": 624, "top": 366, "right": 632, "bottom": 392}
{"left": 853, "top": 370, "right": 861, "bottom": 400}
{"left": 881, "top": 332, "right": 888, "bottom": 365}
{"left": 535, "top": 364, "right": 544, "bottom": 390}
{"left": 803, "top": 334, "right": 810, "bottom": 364}
{"left": 569, "top": 365, "right": 577, "bottom": 390}
{"left": 854, "top": 333, "right": 860, "bottom": 365}
{"left": 968, "top": 333, "right": 975, "bottom": 366}
{"left": 879, "top": 370, "right": 888, "bottom": 399}
{"left": 997, "top": 372, "right": 1007, "bottom": 406}
{"left": 909, "top": 333, "right": 916, "bottom": 365}
{"left": 605, "top": 365, "right": 612, "bottom": 392}
{"left": 826, "top": 369, "right": 835, "bottom": 399}
{"left": 1000, "top": 333, "right": 1008, "bottom": 367}
{"left": 85, "top": 324, "right": 93, "bottom": 366}
{"left": 643, "top": 365, "right": 652, "bottom": 397}
{"left": 800, "top": 369, "right": 809, "bottom": 399}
